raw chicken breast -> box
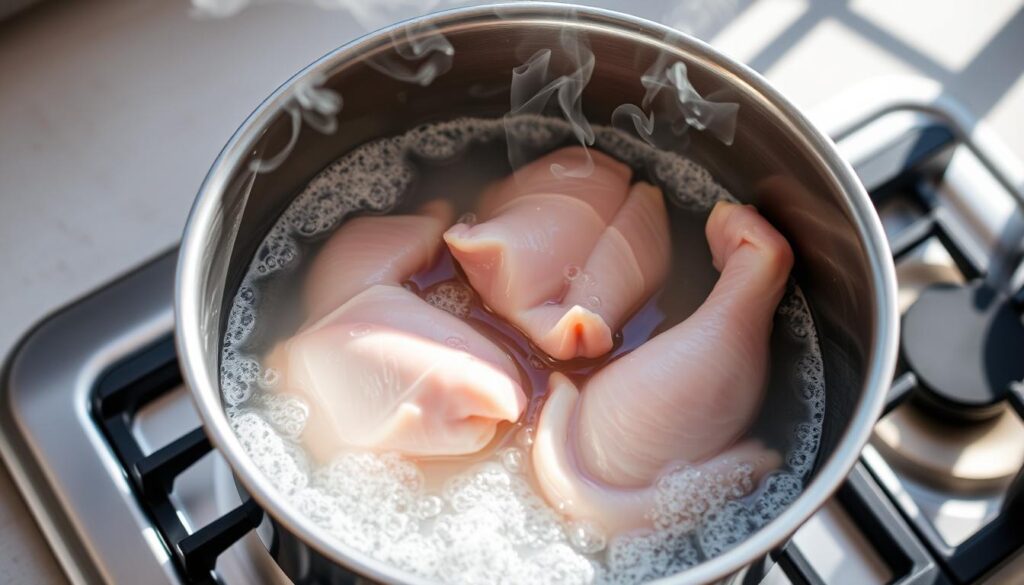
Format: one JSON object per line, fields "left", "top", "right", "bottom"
{"left": 274, "top": 285, "right": 526, "bottom": 462}
{"left": 533, "top": 373, "right": 781, "bottom": 533}
{"left": 267, "top": 203, "right": 526, "bottom": 462}
{"left": 445, "top": 147, "right": 670, "bottom": 360}
{"left": 304, "top": 200, "right": 453, "bottom": 323}
{"left": 531, "top": 201, "right": 791, "bottom": 529}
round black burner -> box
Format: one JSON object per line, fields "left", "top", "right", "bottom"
{"left": 901, "top": 281, "right": 1024, "bottom": 422}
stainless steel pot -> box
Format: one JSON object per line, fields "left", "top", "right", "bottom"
{"left": 176, "top": 3, "right": 899, "bottom": 583}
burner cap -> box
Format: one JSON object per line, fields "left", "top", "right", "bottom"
{"left": 873, "top": 403, "right": 1024, "bottom": 491}
{"left": 901, "top": 281, "right": 1024, "bottom": 422}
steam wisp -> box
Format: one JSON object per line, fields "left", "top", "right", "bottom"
{"left": 250, "top": 74, "right": 342, "bottom": 174}
{"left": 611, "top": 56, "right": 739, "bottom": 149}
{"left": 504, "top": 24, "right": 596, "bottom": 178}
{"left": 191, "top": 0, "right": 455, "bottom": 87}
{"left": 610, "top": 104, "right": 657, "bottom": 147}
{"left": 643, "top": 60, "right": 739, "bottom": 145}
{"left": 192, "top": 0, "right": 456, "bottom": 174}
{"left": 366, "top": 21, "right": 454, "bottom": 87}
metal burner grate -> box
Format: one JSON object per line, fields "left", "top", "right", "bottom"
{"left": 771, "top": 463, "right": 941, "bottom": 585}
{"left": 864, "top": 121, "right": 1024, "bottom": 584}
{"left": 91, "top": 337, "right": 263, "bottom": 584}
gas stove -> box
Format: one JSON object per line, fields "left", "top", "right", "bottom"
{"left": 2, "top": 89, "right": 1023, "bottom": 585}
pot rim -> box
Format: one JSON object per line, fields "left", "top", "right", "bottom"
{"left": 175, "top": 3, "right": 899, "bottom": 583}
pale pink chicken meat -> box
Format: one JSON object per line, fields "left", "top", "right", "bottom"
{"left": 531, "top": 201, "right": 793, "bottom": 531}
{"left": 273, "top": 285, "right": 526, "bottom": 462}
{"left": 304, "top": 199, "right": 453, "bottom": 323}
{"left": 267, "top": 203, "right": 527, "bottom": 462}
{"left": 444, "top": 146, "right": 670, "bottom": 360}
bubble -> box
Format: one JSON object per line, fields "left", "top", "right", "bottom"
{"left": 578, "top": 271, "right": 597, "bottom": 287}
{"left": 567, "top": 520, "right": 607, "bottom": 554}
{"left": 564, "top": 264, "right": 581, "bottom": 281}
{"left": 349, "top": 323, "right": 373, "bottom": 337}
{"left": 586, "top": 295, "right": 602, "bottom": 308}
{"left": 239, "top": 286, "right": 255, "bottom": 303}
{"left": 515, "top": 426, "right": 535, "bottom": 447}
{"left": 458, "top": 212, "right": 478, "bottom": 225}
{"left": 445, "top": 336, "right": 468, "bottom": 351}
{"left": 260, "top": 367, "right": 280, "bottom": 388}
{"left": 527, "top": 354, "right": 547, "bottom": 370}
{"left": 500, "top": 447, "right": 526, "bottom": 474}
{"left": 416, "top": 495, "right": 444, "bottom": 519}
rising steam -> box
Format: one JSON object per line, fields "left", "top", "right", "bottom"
{"left": 643, "top": 60, "right": 739, "bottom": 145}
{"left": 191, "top": 0, "right": 442, "bottom": 28}
{"left": 613, "top": 56, "right": 739, "bottom": 148}
{"left": 197, "top": 0, "right": 739, "bottom": 177}
{"left": 504, "top": 22, "right": 596, "bottom": 178}
{"left": 365, "top": 21, "right": 455, "bottom": 87}
{"left": 191, "top": 0, "right": 455, "bottom": 86}
{"left": 192, "top": 0, "right": 455, "bottom": 174}
{"left": 611, "top": 104, "right": 657, "bottom": 147}
{"left": 250, "top": 73, "right": 343, "bottom": 174}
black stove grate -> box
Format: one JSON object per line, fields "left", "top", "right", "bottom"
{"left": 771, "top": 463, "right": 942, "bottom": 585}
{"left": 91, "top": 336, "right": 264, "bottom": 584}
{"left": 861, "top": 120, "right": 1024, "bottom": 584}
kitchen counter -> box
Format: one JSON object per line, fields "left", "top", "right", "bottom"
{"left": 1, "top": 0, "right": 1021, "bottom": 582}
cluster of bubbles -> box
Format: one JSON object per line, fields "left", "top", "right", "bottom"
{"left": 270, "top": 439, "right": 602, "bottom": 584}
{"left": 596, "top": 462, "right": 757, "bottom": 584}
{"left": 685, "top": 285, "right": 827, "bottom": 558}
{"left": 425, "top": 281, "right": 475, "bottom": 319}
{"left": 220, "top": 116, "right": 827, "bottom": 582}
{"left": 777, "top": 284, "right": 827, "bottom": 478}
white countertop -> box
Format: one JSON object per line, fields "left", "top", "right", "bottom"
{"left": 0, "top": 0, "right": 1021, "bottom": 582}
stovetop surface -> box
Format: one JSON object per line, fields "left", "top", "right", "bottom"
{"left": 3, "top": 97, "right": 1024, "bottom": 585}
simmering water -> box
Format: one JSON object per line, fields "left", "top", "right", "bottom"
{"left": 221, "top": 115, "right": 825, "bottom": 584}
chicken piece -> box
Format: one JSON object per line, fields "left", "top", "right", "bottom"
{"left": 531, "top": 201, "right": 791, "bottom": 530}
{"left": 272, "top": 285, "right": 526, "bottom": 462}
{"left": 532, "top": 374, "right": 781, "bottom": 533}
{"left": 304, "top": 200, "right": 453, "bottom": 323}
{"left": 268, "top": 202, "right": 526, "bottom": 462}
{"left": 445, "top": 147, "right": 670, "bottom": 360}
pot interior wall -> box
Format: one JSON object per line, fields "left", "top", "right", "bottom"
{"left": 202, "top": 9, "right": 878, "bottom": 522}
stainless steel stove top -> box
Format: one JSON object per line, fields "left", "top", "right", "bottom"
{"left": 3, "top": 91, "right": 1024, "bottom": 585}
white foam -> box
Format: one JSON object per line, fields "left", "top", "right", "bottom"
{"left": 779, "top": 285, "right": 827, "bottom": 479}
{"left": 251, "top": 391, "right": 309, "bottom": 439}
{"left": 604, "top": 528, "right": 699, "bottom": 585}
{"left": 230, "top": 411, "right": 309, "bottom": 494}
{"left": 218, "top": 115, "right": 828, "bottom": 583}
{"left": 221, "top": 349, "right": 260, "bottom": 405}
{"left": 652, "top": 463, "right": 755, "bottom": 537}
